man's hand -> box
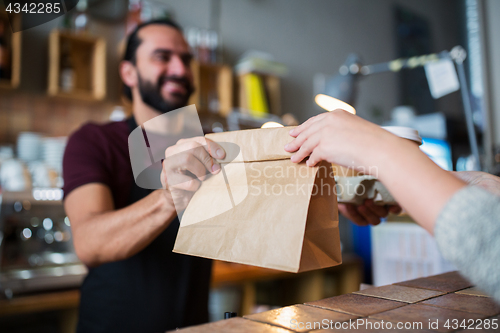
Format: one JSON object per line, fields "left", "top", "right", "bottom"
{"left": 339, "top": 200, "right": 401, "bottom": 226}
{"left": 161, "top": 137, "right": 225, "bottom": 211}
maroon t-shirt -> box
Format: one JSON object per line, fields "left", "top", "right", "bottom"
{"left": 63, "top": 118, "right": 211, "bottom": 333}
{"left": 63, "top": 120, "right": 132, "bottom": 208}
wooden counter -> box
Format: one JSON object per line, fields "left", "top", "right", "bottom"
{"left": 212, "top": 254, "right": 363, "bottom": 315}
{"left": 0, "top": 289, "right": 80, "bottom": 317}
{"left": 0, "top": 255, "right": 363, "bottom": 319}
{"left": 170, "top": 271, "right": 500, "bottom": 333}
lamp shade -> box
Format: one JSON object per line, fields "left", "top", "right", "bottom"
{"left": 315, "top": 54, "right": 360, "bottom": 114}
{"left": 315, "top": 94, "right": 356, "bottom": 114}
{"left": 261, "top": 121, "right": 284, "bottom": 128}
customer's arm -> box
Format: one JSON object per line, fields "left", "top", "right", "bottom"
{"left": 285, "top": 110, "right": 466, "bottom": 234}
{"left": 434, "top": 185, "right": 500, "bottom": 302}
{"left": 437, "top": 171, "right": 500, "bottom": 300}
{"left": 339, "top": 172, "right": 498, "bottom": 226}
{"left": 285, "top": 110, "right": 500, "bottom": 301}
{"left": 66, "top": 137, "right": 224, "bottom": 267}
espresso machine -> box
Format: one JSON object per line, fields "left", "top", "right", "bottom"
{"left": 0, "top": 188, "right": 87, "bottom": 298}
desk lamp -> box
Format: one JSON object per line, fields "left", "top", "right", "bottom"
{"left": 315, "top": 46, "right": 480, "bottom": 170}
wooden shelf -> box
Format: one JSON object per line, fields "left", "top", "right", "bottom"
{"left": 188, "top": 60, "right": 233, "bottom": 117}
{"left": 47, "top": 30, "right": 106, "bottom": 101}
{"left": 0, "top": 11, "right": 21, "bottom": 89}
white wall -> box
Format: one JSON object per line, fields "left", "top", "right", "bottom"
{"left": 164, "top": 0, "right": 461, "bottom": 122}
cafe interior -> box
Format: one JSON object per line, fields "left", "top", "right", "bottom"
{"left": 1, "top": 0, "right": 500, "bottom": 332}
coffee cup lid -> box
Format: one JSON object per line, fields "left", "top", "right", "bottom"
{"left": 381, "top": 126, "right": 422, "bottom": 145}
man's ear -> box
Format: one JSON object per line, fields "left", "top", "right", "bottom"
{"left": 120, "top": 61, "right": 138, "bottom": 89}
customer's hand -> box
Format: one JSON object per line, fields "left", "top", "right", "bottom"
{"left": 286, "top": 110, "right": 466, "bottom": 234}
{"left": 161, "top": 137, "right": 225, "bottom": 210}
{"left": 285, "top": 110, "right": 405, "bottom": 225}
{"left": 453, "top": 171, "right": 500, "bottom": 197}
{"left": 284, "top": 110, "right": 398, "bottom": 175}
{"left": 339, "top": 201, "right": 402, "bottom": 226}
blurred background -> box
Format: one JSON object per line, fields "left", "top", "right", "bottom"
{"left": 1, "top": 0, "right": 500, "bottom": 332}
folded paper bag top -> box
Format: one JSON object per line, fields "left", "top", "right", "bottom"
{"left": 205, "top": 126, "right": 295, "bottom": 163}
{"left": 173, "top": 126, "right": 342, "bottom": 273}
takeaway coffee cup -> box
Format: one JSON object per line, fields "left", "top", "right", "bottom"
{"left": 381, "top": 126, "right": 422, "bottom": 146}
{"left": 335, "top": 126, "right": 421, "bottom": 205}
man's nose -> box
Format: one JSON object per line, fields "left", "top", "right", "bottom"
{"left": 167, "top": 55, "right": 188, "bottom": 77}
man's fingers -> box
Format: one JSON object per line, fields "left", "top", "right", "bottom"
{"left": 339, "top": 204, "right": 370, "bottom": 227}
{"left": 183, "top": 152, "right": 210, "bottom": 180}
{"left": 165, "top": 146, "right": 211, "bottom": 181}
{"left": 163, "top": 141, "right": 219, "bottom": 191}
{"left": 188, "top": 137, "right": 226, "bottom": 160}
{"left": 388, "top": 205, "right": 402, "bottom": 214}
{"left": 364, "top": 199, "right": 389, "bottom": 217}
{"left": 189, "top": 144, "right": 221, "bottom": 175}
{"left": 167, "top": 139, "right": 224, "bottom": 176}
{"left": 206, "top": 138, "right": 226, "bottom": 160}
{"left": 357, "top": 205, "right": 382, "bottom": 225}
{"left": 184, "top": 137, "right": 225, "bottom": 175}
{"left": 166, "top": 173, "right": 201, "bottom": 192}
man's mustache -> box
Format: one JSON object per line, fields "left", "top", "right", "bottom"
{"left": 157, "top": 76, "right": 193, "bottom": 94}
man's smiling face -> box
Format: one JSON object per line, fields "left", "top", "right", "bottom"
{"left": 133, "top": 24, "right": 194, "bottom": 113}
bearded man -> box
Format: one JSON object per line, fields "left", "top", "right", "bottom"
{"left": 63, "top": 19, "right": 223, "bottom": 333}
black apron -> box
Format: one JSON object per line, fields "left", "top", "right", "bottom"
{"left": 76, "top": 117, "right": 212, "bottom": 333}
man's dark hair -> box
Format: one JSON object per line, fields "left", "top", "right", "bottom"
{"left": 122, "top": 19, "right": 183, "bottom": 100}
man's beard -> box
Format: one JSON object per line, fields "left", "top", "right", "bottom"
{"left": 137, "top": 73, "right": 194, "bottom": 114}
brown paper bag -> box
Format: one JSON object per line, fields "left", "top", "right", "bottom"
{"left": 173, "top": 127, "right": 342, "bottom": 273}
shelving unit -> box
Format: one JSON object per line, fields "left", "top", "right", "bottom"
{"left": 188, "top": 60, "right": 233, "bottom": 116}
{"left": 47, "top": 30, "right": 106, "bottom": 101}
{"left": 0, "top": 12, "right": 21, "bottom": 89}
